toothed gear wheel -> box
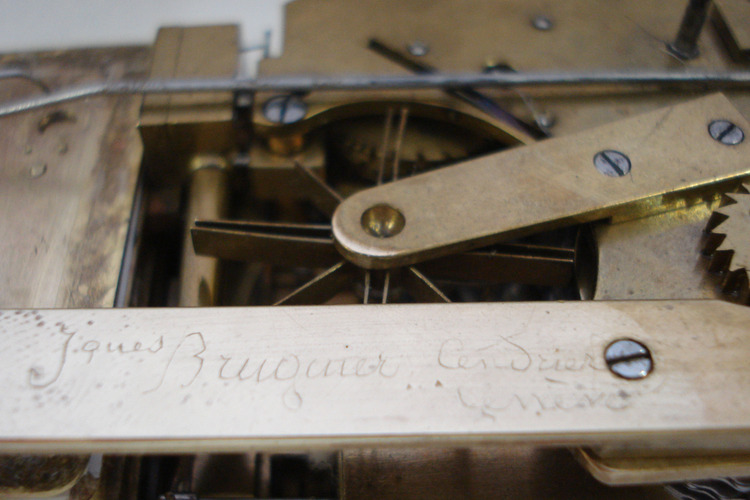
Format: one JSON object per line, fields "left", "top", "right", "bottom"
{"left": 703, "top": 185, "right": 750, "bottom": 304}
{"left": 329, "top": 115, "right": 499, "bottom": 182}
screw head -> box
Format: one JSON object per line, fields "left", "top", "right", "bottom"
{"left": 536, "top": 112, "right": 557, "bottom": 130}
{"left": 605, "top": 339, "right": 653, "bottom": 380}
{"left": 407, "top": 41, "right": 430, "bottom": 57}
{"left": 593, "top": 150, "right": 631, "bottom": 177}
{"left": 262, "top": 94, "right": 308, "bottom": 125}
{"left": 531, "top": 15, "right": 554, "bottom": 31}
{"left": 708, "top": 120, "right": 744, "bottom": 146}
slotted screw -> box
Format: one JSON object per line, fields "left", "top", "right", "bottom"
{"left": 262, "top": 94, "right": 307, "bottom": 124}
{"left": 593, "top": 150, "right": 631, "bottom": 177}
{"left": 605, "top": 339, "right": 653, "bottom": 380}
{"left": 708, "top": 120, "right": 744, "bottom": 146}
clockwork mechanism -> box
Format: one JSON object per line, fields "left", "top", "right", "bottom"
{"left": 2, "top": 0, "right": 750, "bottom": 499}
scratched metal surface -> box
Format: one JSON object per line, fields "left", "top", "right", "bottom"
{"left": 0, "top": 300, "right": 748, "bottom": 454}
{"left": 0, "top": 48, "right": 146, "bottom": 309}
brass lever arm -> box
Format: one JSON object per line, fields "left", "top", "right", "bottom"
{"left": 333, "top": 94, "right": 750, "bottom": 268}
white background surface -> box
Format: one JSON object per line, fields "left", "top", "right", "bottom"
{"left": 0, "top": 0, "right": 292, "bottom": 75}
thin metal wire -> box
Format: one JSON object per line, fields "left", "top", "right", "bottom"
{"left": 294, "top": 162, "right": 343, "bottom": 201}
{"left": 391, "top": 107, "right": 409, "bottom": 181}
{"left": 382, "top": 272, "right": 391, "bottom": 304}
{"left": 363, "top": 271, "right": 371, "bottom": 304}
{"left": 376, "top": 107, "right": 395, "bottom": 186}
{"left": 0, "top": 69, "right": 50, "bottom": 93}
{"left": 1, "top": 70, "right": 749, "bottom": 117}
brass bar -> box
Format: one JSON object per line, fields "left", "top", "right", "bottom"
{"left": 4, "top": 71, "right": 750, "bottom": 117}
{"left": 1, "top": 300, "right": 749, "bottom": 454}
{"left": 192, "top": 220, "right": 340, "bottom": 268}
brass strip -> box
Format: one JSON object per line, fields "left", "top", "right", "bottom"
{"left": 1, "top": 300, "right": 749, "bottom": 454}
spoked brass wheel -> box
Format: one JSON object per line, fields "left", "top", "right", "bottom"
{"left": 192, "top": 103, "right": 583, "bottom": 306}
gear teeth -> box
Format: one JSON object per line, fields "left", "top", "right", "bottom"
{"left": 703, "top": 185, "right": 750, "bottom": 304}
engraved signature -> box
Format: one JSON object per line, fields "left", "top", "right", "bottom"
{"left": 456, "top": 386, "right": 633, "bottom": 420}
{"left": 438, "top": 338, "right": 606, "bottom": 373}
{"left": 29, "top": 328, "right": 399, "bottom": 411}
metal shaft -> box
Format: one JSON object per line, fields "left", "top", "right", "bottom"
{"left": 668, "top": 0, "right": 712, "bottom": 59}
{"left": 178, "top": 158, "right": 228, "bottom": 307}
{"left": 1, "top": 70, "right": 750, "bottom": 118}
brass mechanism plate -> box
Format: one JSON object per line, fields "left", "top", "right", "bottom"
{"left": 333, "top": 94, "right": 750, "bottom": 268}
{"left": 714, "top": 0, "right": 750, "bottom": 60}
{"left": 1, "top": 300, "right": 749, "bottom": 454}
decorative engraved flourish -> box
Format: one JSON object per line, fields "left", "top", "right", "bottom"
{"left": 28, "top": 322, "right": 77, "bottom": 389}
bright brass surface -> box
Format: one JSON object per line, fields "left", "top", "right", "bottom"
{"left": 333, "top": 94, "right": 750, "bottom": 268}
{"left": 703, "top": 185, "right": 750, "bottom": 304}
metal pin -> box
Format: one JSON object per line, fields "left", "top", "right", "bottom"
{"left": 382, "top": 272, "right": 391, "bottom": 304}
{"left": 667, "top": 0, "right": 712, "bottom": 60}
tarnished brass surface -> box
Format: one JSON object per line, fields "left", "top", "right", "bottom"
{"left": 192, "top": 220, "right": 341, "bottom": 269}
{"left": 0, "top": 454, "right": 88, "bottom": 497}
{"left": 0, "top": 47, "right": 147, "bottom": 498}
{"left": 332, "top": 94, "right": 750, "bottom": 268}
{"left": 342, "top": 447, "right": 672, "bottom": 499}
{"left": 261, "top": 0, "right": 732, "bottom": 76}
{"left": 577, "top": 447, "right": 750, "bottom": 486}
{"left": 3, "top": 0, "right": 750, "bottom": 493}
{"left": 259, "top": 0, "right": 750, "bottom": 138}
{"left": 0, "top": 48, "right": 146, "bottom": 308}
{"left": 713, "top": 0, "right": 750, "bottom": 61}
{"left": 141, "top": 26, "right": 237, "bottom": 124}
{"left": 140, "top": 25, "right": 238, "bottom": 186}
{"left": 1, "top": 300, "right": 750, "bottom": 455}
{"left": 178, "top": 158, "right": 228, "bottom": 307}
{"left": 247, "top": 134, "right": 326, "bottom": 203}
{"left": 594, "top": 202, "right": 723, "bottom": 301}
